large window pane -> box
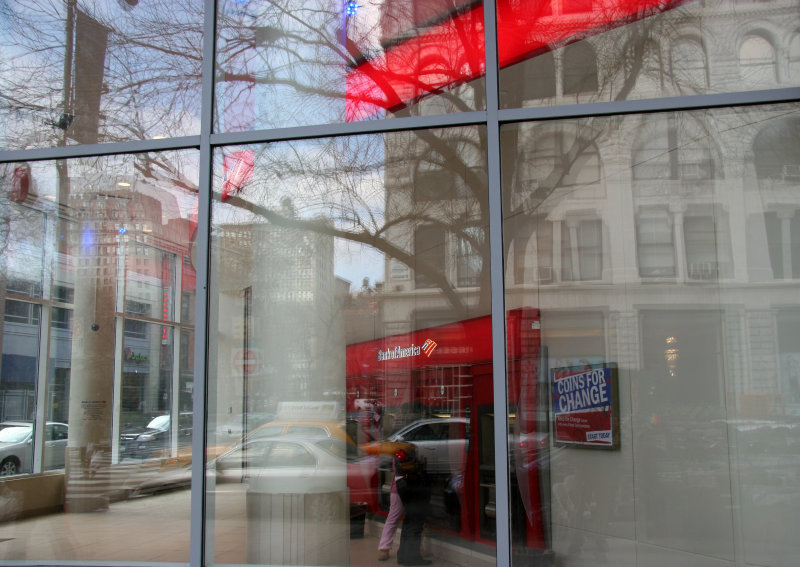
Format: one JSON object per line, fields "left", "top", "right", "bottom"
{"left": 502, "top": 103, "right": 800, "bottom": 567}
{"left": 214, "top": 0, "right": 486, "bottom": 130}
{"left": 0, "top": 0, "right": 204, "bottom": 150}
{"left": 0, "top": 150, "right": 198, "bottom": 563}
{"left": 208, "top": 126, "right": 495, "bottom": 565}
{"left": 497, "top": 0, "right": 800, "bottom": 108}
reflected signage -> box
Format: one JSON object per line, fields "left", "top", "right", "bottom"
{"left": 377, "top": 338, "right": 438, "bottom": 361}
{"left": 551, "top": 364, "right": 618, "bottom": 448}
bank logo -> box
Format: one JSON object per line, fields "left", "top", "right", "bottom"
{"left": 377, "top": 338, "right": 438, "bottom": 361}
{"left": 422, "top": 339, "right": 438, "bottom": 357}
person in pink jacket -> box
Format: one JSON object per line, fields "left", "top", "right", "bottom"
{"left": 377, "top": 456, "right": 405, "bottom": 561}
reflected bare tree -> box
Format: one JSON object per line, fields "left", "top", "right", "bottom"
{"left": 1, "top": 0, "right": 717, "bottom": 319}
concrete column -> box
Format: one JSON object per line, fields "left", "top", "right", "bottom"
{"left": 65, "top": 223, "right": 115, "bottom": 512}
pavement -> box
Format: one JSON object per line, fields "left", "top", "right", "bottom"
{"left": 0, "top": 485, "right": 494, "bottom": 567}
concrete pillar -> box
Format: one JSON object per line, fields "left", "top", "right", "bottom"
{"left": 64, "top": 223, "right": 115, "bottom": 512}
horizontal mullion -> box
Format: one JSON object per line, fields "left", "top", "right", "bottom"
{"left": 0, "top": 135, "right": 201, "bottom": 164}
{"left": 498, "top": 88, "right": 800, "bottom": 124}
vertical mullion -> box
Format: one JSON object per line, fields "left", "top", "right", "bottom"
{"left": 189, "top": 0, "right": 217, "bottom": 566}
{"left": 484, "top": 1, "right": 511, "bottom": 567}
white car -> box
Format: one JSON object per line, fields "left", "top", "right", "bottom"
{"left": 0, "top": 421, "right": 69, "bottom": 476}
{"left": 212, "top": 436, "right": 351, "bottom": 493}
{"left": 386, "top": 417, "right": 468, "bottom": 475}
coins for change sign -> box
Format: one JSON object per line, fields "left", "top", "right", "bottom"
{"left": 551, "top": 365, "right": 619, "bottom": 449}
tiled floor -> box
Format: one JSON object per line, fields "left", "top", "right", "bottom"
{"left": 0, "top": 486, "right": 494, "bottom": 567}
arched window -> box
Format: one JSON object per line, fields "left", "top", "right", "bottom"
{"left": 670, "top": 38, "right": 708, "bottom": 92}
{"left": 562, "top": 41, "right": 599, "bottom": 95}
{"left": 789, "top": 31, "right": 800, "bottom": 83}
{"left": 500, "top": 50, "right": 556, "bottom": 105}
{"left": 752, "top": 117, "right": 800, "bottom": 180}
{"left": 526, "top": 127, "right": 601, "bottom": 187}
{"left": 414, "top": 224, "right": 446, "bottom": 289}
{"left": 631, "top": 117, "right": 717, "bottom": 181}
{"left": 739, "top": 34, "right": 777, "bottom": 86}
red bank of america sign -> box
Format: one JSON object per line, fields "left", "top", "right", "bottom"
{"left": 346, "top": 0, "right": 688, "bottom": 121}
{"left": 377, "top": 338, "right": 438, "bottom": 361}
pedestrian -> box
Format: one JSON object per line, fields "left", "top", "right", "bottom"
{"left": 377, "top": 451, "right": 405, "bottom": 561}
{"left": 395, "top": 447, "right": 431, "bottom": 566}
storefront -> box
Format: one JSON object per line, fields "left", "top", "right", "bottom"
{"left": 1, "top": 0, "right": 799, "bottom": 566}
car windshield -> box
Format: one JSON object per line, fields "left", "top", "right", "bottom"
{"left": 146, "top": 415, "right": 171, "bottom": 430}
{"left": 0, "top": 426, "right": 32, "bottom": 443}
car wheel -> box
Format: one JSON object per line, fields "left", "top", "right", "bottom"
{"left": 0, "top": 457, "right": 20, "bottom": 476}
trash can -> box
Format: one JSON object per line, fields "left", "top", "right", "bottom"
{"left": 245, "top": 467, "right": 350, "bottom": 565}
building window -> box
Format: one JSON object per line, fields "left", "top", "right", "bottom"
{"left": 414, "top": 224, "right": 447, "bottom": 289}
{"left": 753, "top": 117, "right": 800, "bottom": 180}
{"left": 764, "top": 211, "right": 800, "bottom": 279}
{"left": 632, "top": 118, "right": 716, "bottom": 181}
{"left": 562, "top": 42, "right": 599, "bottom": 95}
{"left": 740, "top": 34, "right": 777, "bottom": 87}
{"left": 562, "top": 218, "right": 603, "bottom": 281}
{"left": 527, "top": 129, "right": 601, "bottom": 187}
{"left": 456, "top": 227, "right": 483, "bottom": 287}
{"left": 670, "top": 38, "right": 708, "bottom": 92}
{"left": 637, "top": 210, "right": 676, "bottom": 277}
{"left": 390, "top": 258, "right": 410, "bottom": 280}
{"left": 685, "top": 212, "right": 734, "bottom": 280}
{"left": 123, "top": 318, "right": 148, "bottom": 339}
{"left": 790, "top": 32, "right": 800, "bottom": 82}
{"left": 51, "top": 307, "right": 73, "bottom": 330}
{"left": 4, "top": 299, "right": 40, "bottom": 325}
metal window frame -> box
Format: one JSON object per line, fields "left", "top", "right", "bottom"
{"left": 1, "top": 0, "right": 800, "bottom": 565}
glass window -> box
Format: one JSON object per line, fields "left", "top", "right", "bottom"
{"left": 670, "top": 38, "right": 708, "bottom": 93}
{"left": 502, "top": 103, "right": 800, "bottom": 567}
{"left": 740, "top": 34, "right": 777, "bottom": 87}
{"left": 208, "top": 125, "right": 493, "bottom": 565}
{"left": 457, "top": 227, "right": 483, "bottom": 288}
{"left": 562, "top": 42, "right": 598, "bottom": 95}
{"left": 414, "top": 224, "right": 447, "bottom": 289}
{"left": 637, "top": 210, "right": 676, "bottom": 278}
{"left": 214, "top": 0, "right": 486, "bottom": 130}
{"left": 684, "top": 211, "right": 733, "bottom": 280}
{"left": 0, "top": 0, "right": 204, "bottom": 150}
{"left": 0, "top": 150, "right": 198, "bottom": 562}
{"left": 497, "top": 0, "right": 800, "bottom": 108}
{"left": 561, "top": 218, "right": 603, "bottom": 281}
{"left": 790, "top": 32, "right": 800, "bottom": 82}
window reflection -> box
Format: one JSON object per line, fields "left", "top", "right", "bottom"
{"left": 0, "top": 152, "right": 198, "bottom": 562}
{"left": 740, "top": 34, "right": 778, "bottom": 87}
{"left": 215, "top": 0, "right": 486, "bottom": 129}
{"left": 498, "top": 0, "right": 800, "bottom": 108}
{"left": 209, "top": 126, "right": 495, "bottom": 565}
{"left": 503, "top": 104, "right": 800, "bottom": 567}
{"left": 0, "top": 0, "right": 203, "bottom": 150}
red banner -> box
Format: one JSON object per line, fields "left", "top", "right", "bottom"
{"left": 346, "top": 0, "right": 688, "bottom": 120}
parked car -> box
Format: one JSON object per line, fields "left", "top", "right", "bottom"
{"left": 120, "top": 412, "right": 193, "bottom": 460}
{"left": 363, "top": 417, "right": 468, "bottom": 475}
{"left": 0, "top": 421, "right": 68, "bottom": 476}
{"left": 211, "top": 434, "right": 379, "bottom": 513}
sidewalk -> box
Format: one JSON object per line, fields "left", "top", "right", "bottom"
{"left": 0, "top": 485, "right": 494, "bottom": 567}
